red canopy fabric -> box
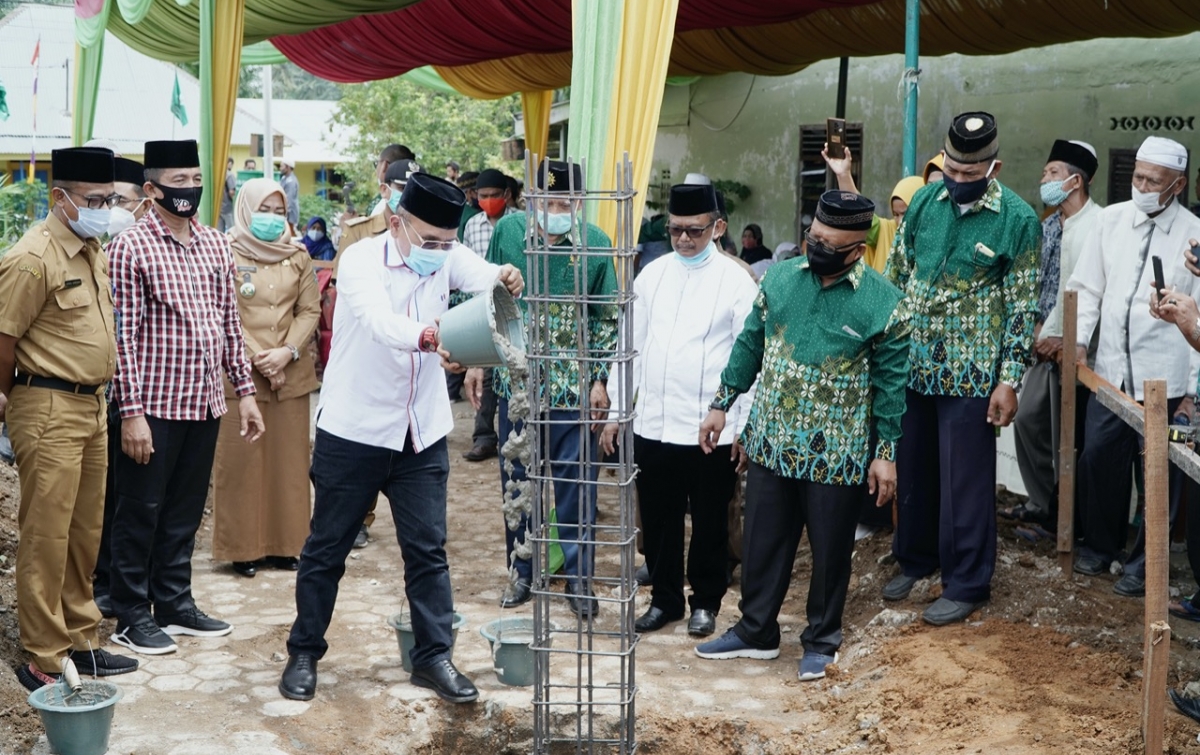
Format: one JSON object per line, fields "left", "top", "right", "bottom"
{"left": 272, "top": 0, "right": 871, "bottom": 83}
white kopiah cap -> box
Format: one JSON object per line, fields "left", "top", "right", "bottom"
{"left": 683, "top": 172, "right": 712, "bottom": 185}
{"left": 1136, "top": 136, "right": 1187, "bottom": 171}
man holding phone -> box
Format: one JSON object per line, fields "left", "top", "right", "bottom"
{"left": 1067, "top": 135, "right": 1200, "bottom": 596}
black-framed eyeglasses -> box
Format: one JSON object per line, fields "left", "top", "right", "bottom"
{"left": 62, "top": 188, "right": 120, "bottom": 210}
{"left": 667, "top": 221, "right": 716, "bottom": 239}
{"left": 804, "top": 231, "right": 862, "bottom": 254}
{"left": 402, "top": 217, "right": 456, "bottom": 251}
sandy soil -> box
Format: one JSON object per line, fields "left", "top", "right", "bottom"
{"left": 3, "top": 404, "right": 1200, "bottom": 753}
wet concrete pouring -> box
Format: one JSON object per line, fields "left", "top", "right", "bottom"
{"left": 4, "top": 400, "right": 1200, "bottom": 752}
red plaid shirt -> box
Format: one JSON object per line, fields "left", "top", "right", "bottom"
{"left": 108, "top": 210, "right": 255, "bottom": 420}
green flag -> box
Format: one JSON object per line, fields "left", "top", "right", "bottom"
{"left": 171, "top": 71, "right": 188, "bottom": 127}
{"left": 0, "top": 77, "right": 9, "bottom": 122}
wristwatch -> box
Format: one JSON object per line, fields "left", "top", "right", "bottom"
{"left": 287, "top": 344, "right": 300, "bottom": 362}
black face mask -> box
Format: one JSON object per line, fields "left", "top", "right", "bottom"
{"left": 806, "top": 238, "right": 859, "bottom": 277}
{"left": 942, "top": 171, "right": 991, "bottom": 206}
{"left": 152, "top": 182, "right": 203, "bottom": 219}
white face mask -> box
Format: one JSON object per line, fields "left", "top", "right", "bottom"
{"left": 1130, "top": 177, "right": 1180, "bottom": 214}
{"left": 107, "top": 206, "right": 138, "bottom": 237}
{"left": 306, "top": 228, "right": 325, "bottom": 242}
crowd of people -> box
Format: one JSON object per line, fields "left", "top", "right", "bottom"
{"left": 2, "top": 105, "right": 1199, "bottom": 707}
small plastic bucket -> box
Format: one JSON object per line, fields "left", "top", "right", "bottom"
{"left": 28, "top": 680, "right": 122, "bottom": 755}
{"left": 479, "top": 617, "right": 554, "bottom": 687}
{"left": 387, "top": 611, "right": 467, "bottom": 672}
{"left": 438, "top": 280, "right": 525, "bottom": 368}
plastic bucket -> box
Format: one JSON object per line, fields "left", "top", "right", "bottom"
{"left": 387, "top": 611, "right": 467, "bottom": 672}
{"left": 438, "top": 280, "right": 525, "bottom": 368}
{"left": 479, "top": 617, "right": 554, "bottom": 687}
{"left": 28, "top": 680, "right": 122, "bottom": 755}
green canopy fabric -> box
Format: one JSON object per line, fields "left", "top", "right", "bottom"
{"left": 567, "top": 0, "right": 622, "bottom": 191}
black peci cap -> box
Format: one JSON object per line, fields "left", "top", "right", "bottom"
{"left": 114, "top": 157, "right": 145, "bottom": 186}
{"left": 144, "top": 140, "right": 200, "bottom": 169}
{"left": 668, "top": 184, "right": 718, "bottom": 216}
{"left": 51, "top": 147, "right": 114, "bottom": 183}
{"left": 1046, "top": 139, "right": 1098, "bottom": 180}
{"left": 535, "top": 160, "right": 583, "bottom": 193}
{"left": 944, "top": 112, "right": 998, "bottom": 164}
{"left": 398, "top": 172, "right": 466, "bottom": 230}
{"left": 815, "top": 190, "right": 875, "bottom": 231}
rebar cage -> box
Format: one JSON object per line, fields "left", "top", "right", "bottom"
{"left": 521, "top": 153, "right": 639, "bottom": 755}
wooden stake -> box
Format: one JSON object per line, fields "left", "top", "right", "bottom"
{"left": 1057, "top": 291, "right": 1078, "bottom": 572}
{"left": 1141, "top": 379, "right": 1169, "bottom": 755}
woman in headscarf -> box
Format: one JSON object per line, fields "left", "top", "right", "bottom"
{"left": 739, "top": 223, "right": 772, "bottom": 265}
{"left": 866, "top": 176, "right": 925, "bottom": 272}
{"left": 213, "top": 178, "right": 321, "bottom": 577}
{"left": 302, "top": 216, "right": 336, "bottom": 261}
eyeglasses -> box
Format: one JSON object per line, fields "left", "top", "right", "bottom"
{"left": 667, "top": 221, "right": 716, "bottom": 239}
{"left": 62, "top": 188, "right": 120, "bottom": 210}
{"left": 402, "top": 217, "right": 456, "bottom": 251}
{"left": 804, "top": 231, "right": 862, "bottom": 253}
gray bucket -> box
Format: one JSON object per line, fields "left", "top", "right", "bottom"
{"left": 438, "top": 280, "right": 525, "bottom": 368}
{"left": 480, "top": 617, "right": 554, "bottom": 687}
{"left": 387, "top": 611, "right": 467, "bottom": 672}
{"left": 28, "top": 680, "right": 122, "bottom": 755}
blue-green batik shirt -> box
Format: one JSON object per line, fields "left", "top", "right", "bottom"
{"left": 713, "top": 258, "right": 911, "bottom": 486}
{"left": 885, "top": 179, "right": 1041, "bottom": 397}
{"left": 487, "top": 212, "right": 618, "bottom": 410}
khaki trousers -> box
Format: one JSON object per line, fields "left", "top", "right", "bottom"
{"left": 7, "top": 385, "right": 106, "bottom": 673}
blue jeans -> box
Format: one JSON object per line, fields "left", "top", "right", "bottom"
{"left": 287, "top": 429, "right": 453, "bottom": 669}
{"left": 497, "top": 398, "right": 598, "bottom": 584}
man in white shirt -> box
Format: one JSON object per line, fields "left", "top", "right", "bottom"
{"left": 279, "top": 173, "right": 523, "bottom": 705}
{"left": 1010, "top": 140, "right": 1103, "bottom": 530}
{"left": 600, "top": 184, "right": 758, "bottom": 637}
{"left": 1067, "top": 135, "right": 1200, "bottom": 594}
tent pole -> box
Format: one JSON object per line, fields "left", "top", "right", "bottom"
{"left": 263, "top": 65, "right": 274, "bottom": 176}
{"left": 835, "top": 57, "right": 848, "bottom": 119}
{"left": 902, "top": 0, "right": 920, "bottom": 176}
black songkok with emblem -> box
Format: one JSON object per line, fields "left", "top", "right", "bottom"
{"left": 816, "top": 190, "right": 875, "bottom": 231}
{"left": 385, "top": 159, "right": 421, "bottom": 187}
{"left": 535, "top": 160, "right": 584, "bottom": 193}
{"left": 52, "top": 147, "right": 114, "bottom": 183}
{"left": 668, "top": 184, "right": 718, "bottom": 216}
{"left": 398, "top": 172, "right": 466, "bottom": 230}
{"left": 144, "top": 140, "right": 200, "bottom": 169}
{"left": 944, "top": 112, "right": 999, "bottom": 164}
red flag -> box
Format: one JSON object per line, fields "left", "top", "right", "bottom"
{"left": 30, "top": 38, "right": 40, "bottom": 67}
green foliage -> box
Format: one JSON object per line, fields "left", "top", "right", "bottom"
{"left": 0, "top": 176, "right": 48, "bottom": 259}
{"left": 271, "top": 63, "right": 340, "bottom": 101}
{"left": 332, "top": 78, "right": 521, "bottom": 208}
{"left": 713, "top": 179, "right": 752, "bottom": 215}
{"left": 298, "top": 193, "right": 340, "bottom": 226}
{"left": 177, "top": 62, "right": 261, "bottom": 99}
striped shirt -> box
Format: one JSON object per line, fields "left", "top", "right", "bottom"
{"left": 108, "top": 209, "right": 255, "bottom": 420}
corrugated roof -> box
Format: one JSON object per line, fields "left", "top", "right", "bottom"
{"left": 0, "top": 3, "right": 347, "bottom": 163}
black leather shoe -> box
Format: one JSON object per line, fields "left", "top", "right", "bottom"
{"left": 232, "top": 561, "right": 258, "bottom": 578}
{"left": 1073, "top": 554, "right": 1106, "bottom": 576}
{"left": 463, "top": 443, "right": 498, "bottom": 462}
{"left": 411, "top": 659, "right": 478, "bottom": 703}
{"left": 500, "top": 580, "right": 532, "bottom": 609}
{"left": 882, "top": 574, "right": 918, "bottom": 601}
{"left": 564, "top": 581, "right": 599, "bottom": 619}
{"left": 922, "top": 597, "right": 983, "bottom": 626}
{"left": 687, "top": 609, "right": 717, "bottom": 637}
{"left": 634, "top": 606, "right": 680, "bottom": 633}
{"left": 634, "top": 563, "right": 650, "bottom": 586}
{"left": 279, "top": 653, "right": 317, "bottom": 701}
{"left": 267, "top": 556, "right": 300, "bottom": 571}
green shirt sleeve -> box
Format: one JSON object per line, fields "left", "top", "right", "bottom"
{"left": 884, "top": 200, "right": 917, "bottom": 288}
{"left": 714, "top": 287, "right": 767, "bottom": 410}
{"left": 998, "top": 216, "right": 1042, "bottom": 385}
{"left": 587, "top": 253, "right": 619, "bottom": 384}
{"left": 870, "top": 297, "right": 913, "bottom": 461}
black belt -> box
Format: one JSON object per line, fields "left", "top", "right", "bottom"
{"left": 16, "top": 373, "right": 105, "bottom": 395}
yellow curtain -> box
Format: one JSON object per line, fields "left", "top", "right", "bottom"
{"left": 201, "top": 0, "right": 245, "bottom": 226}
{"left": 520, "top": 90, "right": 554, "bottom": 164}
{"left": 435, "top": 53, "right": 572, "bottom": 98}
{"left": 597, "top": 0, "right": 680, "bottom": 241}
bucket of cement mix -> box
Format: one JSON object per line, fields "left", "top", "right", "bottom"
{"left": 479, "top": 617, "right": 555, "bottom": 687}
{"left": 438, "top": 279, "right": 525, "bottom": 368}
{"left": 28, "top": 680, "right": 122, "bottom": 755}
{"left": 388, "top": 611, "right": 467, "bottom": 672}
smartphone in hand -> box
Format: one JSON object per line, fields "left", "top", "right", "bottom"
{"left": 826, "top": 118, "right": 847, "bottom": 159}
{"left": 1152, "top": 254, "right": 1166, "bottom": 296}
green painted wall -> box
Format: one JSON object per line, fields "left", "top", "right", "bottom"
{"left": 653, "top": 32, "right": 1200, "bottom": 249}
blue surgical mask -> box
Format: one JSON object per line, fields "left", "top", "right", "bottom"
{"left": 404, "top": 246, "right": 449, "bottom": 276}
{"left": 306, "top": 228, "right": 324, "bottom": 242}
{"left": 1039, "top": 177, "right": 1076, "bottom": 207}
{"left": 539, "top": 211, "right": 573, "bottom": 237}
{"left": 250, "top": 212, "right": 286, "bottom": 242}
{"left": 676, "top": 240, "right": 716, "bottom": 267}
{"left": 387, "top": 187, "right": 404, "bottom": 213}
{"left": 62, "top": 192, "right": 111, "bottom": 239}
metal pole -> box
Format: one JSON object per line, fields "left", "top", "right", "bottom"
{"left": 262, "top": 65, "right": 274, "bottom": 177}
{"left": 835, "top": 57, "right": 848, "bottom": 119}
{"left": 902, "top": 0, "right": 920, "bottom": 177}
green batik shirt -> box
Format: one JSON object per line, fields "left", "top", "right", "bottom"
{"left": 487, "top": 211, "right": 618, "bottom": 409}
{"left": 885, "top": 179, "right": 1041, "bottom": 397}
{"left": 712, "top": 258, "right": 912, "bottom": 485}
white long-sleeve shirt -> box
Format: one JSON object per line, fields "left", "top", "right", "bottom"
{"left": 1041, "top": 198, "right": 1102, "bottom": 339}
{"left": 610, "top": 251, "right": 759, "bottom": 446}
{"left": 317, "top": 232, "right": 500, "bottom": 452}
{"left": 1067, "top": 198, "right": 1200, "bottom": 400}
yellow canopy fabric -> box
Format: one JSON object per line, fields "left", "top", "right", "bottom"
{"left": 198, "top": 0, "right": 245, "bottom": 227}
{"left": 520, "top": 90, "right": 554, "bottom": 165}
{"left": 434, "top": 54, "right": 573, "bottom": 99}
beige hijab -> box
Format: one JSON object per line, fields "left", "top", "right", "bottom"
{"left": 228, "top": 177, "right": 300, "bottom": 264}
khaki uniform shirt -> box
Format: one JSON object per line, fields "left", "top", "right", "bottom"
{"left": 228, "top": 247, "right": 321, "bottom": 402}
{"left": 333, "top": 212, "right": 388, "bottom": 278}
{"left": 0, "top": 213, "right": 116, "bottom": 385}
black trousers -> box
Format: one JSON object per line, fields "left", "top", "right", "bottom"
{"left": 109, "top": 413, "right": 220, "bottom": 619}
{"left": 92, "top": 401, "right": 121, "bottom": 599}
{"left": 732, "top": 463, "right": 860, "bottom": 656}
{"left": 633, "top": 436, "right": 737, "bottom": 616}
{"left": 471, "top": 370, "right": 498, "bottom": 447}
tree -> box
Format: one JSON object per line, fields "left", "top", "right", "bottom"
{"left": 332, "top": 78, "right": 520, "bottom": 207}
{"left": 271, "top": 63, "right": 340, "bottom": 101}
